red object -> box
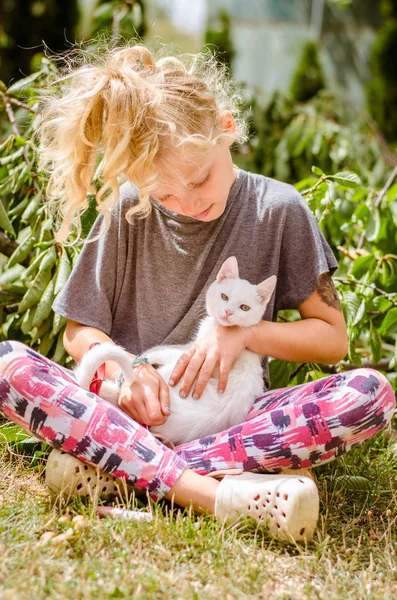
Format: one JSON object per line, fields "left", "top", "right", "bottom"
{"left": 88, "top": 342, "right": 106, "bottom": 396}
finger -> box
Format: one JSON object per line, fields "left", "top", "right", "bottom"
{"left": 119, "top": 393, "right": 150, "bottom": 426}
{"left": 143, "top": 388, "right": 166, "bottom": 426}
{"left": 192, "top": 356, "right": 218, "bottom": 399}
{"left": 169, "top": 348, "right": 195, "bottom": 387}
{"left": 179, "top": 352, "right": 206, "bottom": 398}
{"left": 217, "top": 358, "right": 231, "bottom": 395}
{"left": 159, "top": 379, "right": 171, "bottom": 417}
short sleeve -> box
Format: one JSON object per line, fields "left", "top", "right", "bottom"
{"left": 275, "top": 191, "right": 338, "bottom": 312}
{"left": 52, "top": 204, "right": 125, "bottom": 335}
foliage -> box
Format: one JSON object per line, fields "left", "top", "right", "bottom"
{"left": 204, "top": 10, "right": 235, "bottom": 73}
{"left": 237, "top": 89, "right": 391, "bottom": 187}
{"left": 89, "top": 0, "right": 147, "bottom": 41}
{"left": 366, "top": 18, "right": 397, "bottom": 142}
{"left": 289, "top": 40, "right": 326, "bottom": 103}
{"left": 0, "top": 60, "right": 90, "bottom": 367}
{"left": 0, "top": 1, "right": 147, "bottom": 89}
{"left": 0, "top": 0, "right": 80, "bottom": 86}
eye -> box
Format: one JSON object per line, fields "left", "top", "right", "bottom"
{"left": 221, "top": 293, "right": 228, "bottom": 301}
{"left": 240, "top": 304, "right": 250, "bottom": 311}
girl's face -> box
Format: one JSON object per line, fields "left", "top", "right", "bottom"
{"left": 152, "top": 115, "right": 238, "bottom": 221}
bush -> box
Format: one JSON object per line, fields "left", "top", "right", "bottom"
{"left": 289, "top": 40, "right": 326, "bottom": 103}
{"left": 366, "top": 19, "right": 397, "bottom": 141}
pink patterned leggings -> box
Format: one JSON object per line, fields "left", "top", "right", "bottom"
{"left": 0, "top": 341, "right": 395, "bottom": 500}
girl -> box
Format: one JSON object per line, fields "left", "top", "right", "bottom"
{"left": 0, "top": 44, "right": 394, "bottom": 542}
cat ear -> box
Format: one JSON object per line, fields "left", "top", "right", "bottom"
{"left": 216, "top": 256, "right": 239, "bottom": 283}
{"left": 256, "top": 275, "right": 277, "bottom": 304}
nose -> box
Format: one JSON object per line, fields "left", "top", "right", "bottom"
{"left": 225, "top": 309, "right": 234, "bottom": 317}
{"left": 178, "top": 191, "right": 203, "bottom": 215}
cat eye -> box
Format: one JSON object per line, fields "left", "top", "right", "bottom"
{"left": 221, "top": 293, "right": 229, "bottom": 301}
{"left": 240, "top": 304, "right": 251, "bottom": 311}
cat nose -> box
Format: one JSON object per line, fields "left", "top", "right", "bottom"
{"left": 225, "top": 309, "right": 234, "bottom": 317}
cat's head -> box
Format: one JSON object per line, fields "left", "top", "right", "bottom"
{"left": 206, "top": 256, "right": 277, "bottom": 328}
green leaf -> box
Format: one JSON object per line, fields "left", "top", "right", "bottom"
{"left": 327, "top": 171, "right": 361, "bottom": 188}
{"left": 292, "top": 124, "right": 314, "bottom": 157}
{"left": 51, "top": 312, "right": 67, "bottom": 338}
{"left": 32, "top": 278, "right": 55, "bottom": 328}
{"left": 21, "top": 307, "right": 36, "bottom": 335}
{"left": 269, "top": 359, "right": 292, "bottom": 389}
{"left": 354, "top": 204, "right": 370, "bottom": 221}
{"left": 365, "top": 207, "right": 381, "bottom": 242}
{"left": 0, "top": 147, "right": 25, "bottom": 165}
{"left": 0, "top": 198, "right": 16, "bottom": 236}
{"left": 54, "top": 249, "right": 72, "bottom": 295}
{"left": 311, "top": 165, "right": 324, "bottom": 177}
{"left": 8, "top": 196, "right": 30, "bottom": 217}
{"left": 379, "top": 307, "right": 397, "bottom": 336}
{"left": 38, "top": 330, "right": 55, "bottom": 356}
{"left": 7, "top": 71, "right": 41, "bottom": 94}
{"left": 51, "top": 331, "right": 66, "bottom": 363}
{"left": 350, "top": 254, "right": 375, "bottom": 279}
{"left": 372, "top": 295, "right": 393, "bottom": 312}
{"left": 334, "top": 475, "right": 371, "bottom": 492}
{"left": 0, "top": 423, "right": 31, "bottom": 444}
{"left": 0, "top": 264, "right": 26, "bottom": 286}
{"left": 18, "top": 268, "right": 52, "bottom": 313}
{"left": 21, "top": 192, "right": 42, "bottom": 223}
{"left": 7, "top": 229, "right": 35, "bottom": 268}
{"left": 369, "top": 320, "right": 382, "bottom": 364}
{"left": 285, "top": 116, "right": 306, "bottom": 154}
{"left": 22, "top": 250, "right": 46, "bottom": 280}
{"left": 352, "top": 298, "right": 366, "bottom": 327}
{"left": 343, "top": 292, "right": 362, "bottom": 326}
{"left": 38, "top": 246, "right": 57, "bottom": 273}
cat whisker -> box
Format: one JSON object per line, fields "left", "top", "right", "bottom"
{"left": 193, "top": 307, "right": 207, "bottom": 320}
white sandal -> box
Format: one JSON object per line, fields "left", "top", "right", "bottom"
{"left": 45, "top": 448, "right": 136, "bottom": 501}
{"left": 214, "top": 472, "right": 319, "bottom": 542}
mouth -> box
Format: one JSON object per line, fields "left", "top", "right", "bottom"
{"left": 219, "top": 315, "right": 232, "bottom": 325}
{"left": 192, "top": 205, "right": 213, "bottom": 219}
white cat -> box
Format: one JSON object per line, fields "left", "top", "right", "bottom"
{"left": 74, "top": 257, "right": 277, "bottom": 445}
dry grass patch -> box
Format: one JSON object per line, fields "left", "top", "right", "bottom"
{"left": 1, "top": 431, "right": 397, "bottom": 599}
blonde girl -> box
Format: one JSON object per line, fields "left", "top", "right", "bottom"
{"left": 0, "top": 44, "right": 394, "bottom": 542}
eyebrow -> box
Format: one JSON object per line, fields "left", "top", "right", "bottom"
{"left": 157, "top": 170, "right": 210, "bottom": 198}
{"left": 187, "top": 171, "right": 210, "bottom": 187}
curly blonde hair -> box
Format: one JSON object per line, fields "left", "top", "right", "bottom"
{"left": 39, "top": 41, "right": 248, "bottom": 242}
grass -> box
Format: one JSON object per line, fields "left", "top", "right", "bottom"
{"left": 1, "top": 426, "right": 397, "bottom": 600}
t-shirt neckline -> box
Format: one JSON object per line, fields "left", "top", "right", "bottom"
{"left": 150, "top": 168, "right": 246, "bottom": 224}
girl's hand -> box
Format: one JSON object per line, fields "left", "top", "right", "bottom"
{"left": 169, "top": 326, "right": 247, "bottom": 399}
{"left": 118, "top": 363, "right": 170, "bottom": 427}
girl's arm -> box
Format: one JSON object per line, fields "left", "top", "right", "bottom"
{"left": 64, "top": 319, "right": 171, "bottom": 425}
{"left": 64, "top": 319, "right": 133, "bottom": 380}
{"left": 244, "top": 273, "right": 348, "bottom": 364}
{"left": 170, "top": 273, "right": 348, "bottom": 399}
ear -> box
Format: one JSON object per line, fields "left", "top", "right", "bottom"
{"left": 256, "top": 275, "right": 277, "bottom": 304}
{"left": 216, "top": 256, "right": 239, "bottom": 283}
{"left": 219, "top": 110, "right": 236, "bottom": 134}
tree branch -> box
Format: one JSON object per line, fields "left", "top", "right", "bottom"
{"left": 334, "top": 276, "right": 397, "bottom": 307}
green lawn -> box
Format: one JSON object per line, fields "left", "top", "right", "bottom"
{"left": 1, "top": 427, "right": 397, "bottom": 600}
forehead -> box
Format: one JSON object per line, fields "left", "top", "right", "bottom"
{"left": 219, "top": 279, "right": 257, "bottom": 300}
{"left": 155, "top": 145, "right": 217, "bottom": 188}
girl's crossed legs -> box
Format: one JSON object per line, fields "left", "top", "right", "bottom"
{"left": 0, "top": 340, "right": 395, "bottom": 503}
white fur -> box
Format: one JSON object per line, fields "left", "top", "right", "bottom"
{"left": 74, "top": 256, "right": 277, "bottom": 445}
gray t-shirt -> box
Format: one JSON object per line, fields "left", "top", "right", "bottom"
{"left": 53, "top": 168, "right": 338, "bottom": 389}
